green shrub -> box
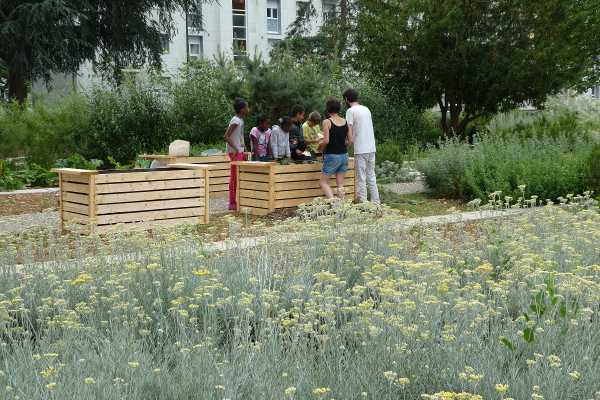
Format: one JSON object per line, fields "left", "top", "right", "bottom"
{"left": 171, "top": 60, "right": 232, "bottom": 144}
{"left": 54, "top": 154, "right": 103, "bottom": 170}
{"left": 376, "top": 139, "right": 404, "bottom": 166}
{"left": 0, "top": 102, "right": 26, "bottom": 160}
{"left": 584, "top": 142, "right": 600, "bottom": 195}
{"left": 81, "top": 77, "right": 175, "bottom": 165}
{"left": 374, "top": 160, "right": 414, "bottom": 183}
{"left": 417, "top": 134, "right": 591, "bottom": 202}
{"left": 22, "top": 93, "right": 87, "bottom": 168}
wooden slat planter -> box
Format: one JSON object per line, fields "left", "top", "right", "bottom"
{"left": 51, "top": 163, "right": 212, "bottom": 234}
{"left": 231, "top": 160, "right": 356, "bottom": 215}
{"left": 139, "top": 153, "right": 246, "bottom": 197}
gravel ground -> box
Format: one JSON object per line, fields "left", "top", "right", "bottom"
{"left": 0, "top": 182, "right": 425, "bottom": 233}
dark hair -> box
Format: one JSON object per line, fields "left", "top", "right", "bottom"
{"left": 342, "top": 88, "right": 358, "bottom": 103}
{"left": 256, "top": 113, "right": 270, "bottom": 126}
{"left": 278, "top": 116, "right": 293, "bottom": 127}
{"left": 291, "top": 104, "right": 305, "bottom": 118}
{"left": 308, "top": 111, "right": 321, "bottom": 124}
{"left": 233, "top": 99, "right": 248, "bottom": 113}
{"left": 325, "top": 97, "right": 342, "bottom": 114}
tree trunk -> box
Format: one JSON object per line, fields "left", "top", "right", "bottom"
{"left": 7, "top": 67, "right": 28, "bottom": 104}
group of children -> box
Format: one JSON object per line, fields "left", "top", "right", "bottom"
{"left": 224, "top": 89, "right": 378, "bottom": 210}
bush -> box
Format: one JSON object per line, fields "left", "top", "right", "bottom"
{"left": 376, "top": 139, "right": 404, "bottom": 166}
{"left": 417, "top": 134, "right": 591, "bottom": 202}
{"left": 22, "top": 93, "right": 87, "bottom": 168}
{"left": 374, "top": 160, "right": 414, "bottom": 183}
{"left": 171, "top": 59, "right": 232, "bottom": 144}
{"left": 584, "top": 142, "right": 600, "bottom": 195}
{"left": 80, "top": 77, "right": 175, "bottom": 165}
{"left": 0, "top": 102, "right": 26, "bottom": 160}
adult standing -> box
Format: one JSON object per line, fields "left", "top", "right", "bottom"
{"left": 317, "top": 98, "right": 353, "bottom": 199}
{"left": 342, "top": 88, "right": 380, "bottom": 204}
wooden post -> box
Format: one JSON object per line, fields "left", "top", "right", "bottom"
{"left": 88, "top": 174, "right": 97, "bottom": 233}
{"left": 268, "top": 163, "right": 275, "bottom": 213}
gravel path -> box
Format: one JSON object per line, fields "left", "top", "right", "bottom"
{"left": 0, "top": 182, "right": 426, "bottom": 233}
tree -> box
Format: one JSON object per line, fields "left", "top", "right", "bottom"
{"left": 0, "top": 0, "right": 202, "bottom": 103}
{"left": 350, "top": 0, "right": 600, "bottom": 135}
{"left": 217, "top": 45, "right": 340, "bottom": 123}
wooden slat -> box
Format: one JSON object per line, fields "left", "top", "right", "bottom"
{"left": 60, "top": 174, "right": 91, "bottom": 184}
{"left": 95, "top": 169, "right": 201, "bottom": 184}
{"left": 239, "top": 171, "right": 270, "bottom": 183}
{"left": 166, "top": 163, "right": 213, "bottom": 170}
{"left": 275, "top": 188, "right": 325, "bottom": 200}
{"left": 63, "top": 202, "right": 89, "bottom": 215}
{"left": 234, "top": 163, "right": 275, "bottom": 173}
{"left": 95, "top": 178, "right": 205, "bottom": 194}
{"left": 209, "top": 176, "right": 230, "bottom": 184}
{"left": 239, "top": 189, "right": 270, "bottom": 200}
{"left": 95, "top": 207, "right": 203, "bottom": 224}
{"left": 273, "top": 164, "right": 321, "bottom": 173}
{"left": 96, "top": 187, "right": 204, "bottom": 204}
{"left": 244, "top": 207, "right": 270, "bottom": 216}
{"left": 51, "top": 168, "right": 99, "bottom": 175}
{"left": 62, "top": 192, "right": 89, "bottom": 204}
{"left": 96, "top": 198, "right": 203, "bottom": 215}
{"left": 239, "top": 180, "right": 269, "bottom": 191}
{"left": 275, "top": 171, "right": 324, "bottom": 182}
{"left": 63, "top": 210, "right": 92, "bottom": 222}
{"left": 239, "top": 197, "right": 270, "bottom": 208}
{"left": 62, "top": 181, "right": 90, "bottom": 194}
{"left": 94, "top": 216, "right": 208, "bottom": 235}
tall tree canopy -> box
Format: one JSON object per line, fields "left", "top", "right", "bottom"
{"left": 0, "top": 0, "right": 202, "bottom": 103}
{"left": 351, "top": 0, "right": 600, "bottom": 135}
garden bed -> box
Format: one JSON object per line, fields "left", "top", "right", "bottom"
{"left": 232, "top": 160, "right": 356, "bottom": 215}
{"left": 139, "top": 153, "right": 239, "bottom": 197}
{"left": 51, "top": 163, "right": 211, "bottom": 234}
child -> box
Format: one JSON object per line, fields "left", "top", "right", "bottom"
{"left": 302, "top": 111, "right": 323, "bottom": 156}
{"left": 317, "top": 97, "right": 353, "bottom": 199}
{"left": 224, "top": 99, "right": 249, "bottom": 211}
{"left": 270, "top": 116, "right": 293, "bottom": 162}
{"left": 249, "top": 113, "right": 272, "bottom": 162}
{"left": 289, "top": 104, "right": 307, "bottom": 161}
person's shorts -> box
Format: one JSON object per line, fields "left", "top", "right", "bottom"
{"left": 321, "top": 153, "right": 349, "bottom": 175}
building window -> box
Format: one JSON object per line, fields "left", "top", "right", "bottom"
{"left": 161, "top": 35, "right": 170, "bottom": 54}
{"left": 189, "top": 36, "right": 203, "bottom": 58}
{"left": 322, "top": 2, "right": 335, "bottom": 25}
{"left": 267, "top": 8, "right": 279, "bottom": 33}
{"left": 232, "top": 0, "right": 247, "bottom": 60}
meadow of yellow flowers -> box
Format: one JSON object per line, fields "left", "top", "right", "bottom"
{"left": 0, "top": 195, "right": 599, "bottom": 399}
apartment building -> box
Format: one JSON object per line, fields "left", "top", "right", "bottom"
{"left": 31, "top": 0, "right": 334, "bottom": 93}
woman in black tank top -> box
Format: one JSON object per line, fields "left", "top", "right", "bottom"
{"left": 317, "top": 98, "right": 354, "bottom": 199}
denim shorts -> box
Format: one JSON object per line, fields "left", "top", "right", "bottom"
{"left": 321, "top": 153, "right": 349, "bottom": 175}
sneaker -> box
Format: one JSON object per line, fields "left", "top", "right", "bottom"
{"left": 228, "top": 203, "right": 237, "bottom": 210}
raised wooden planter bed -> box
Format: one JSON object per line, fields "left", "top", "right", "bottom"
{"left": 51, "top": 163, "right": 211, "bottom": 234}
{"left": 139, "top": 153, "right": 244, "bottom": 197}
{"left": 231, "top": 160, "right": 356, "bottom": 215}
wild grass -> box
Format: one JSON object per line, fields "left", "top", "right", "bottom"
{"left": 0, "top": 198, "right": 599, "bottom": 399}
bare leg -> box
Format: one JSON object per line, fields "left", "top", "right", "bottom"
{"left": 335, "top": 173, "right": 345, "bottom": 199}
{"left": 320, "top": 174, "right": 334, "bottom": 198}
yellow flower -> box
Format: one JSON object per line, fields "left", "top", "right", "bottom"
{"left": 495, "top": 384, "right": 509, "bottom": 393}
{"left": 84, "top": 378, "right": 96, "bottom": 385}
{"left": 313, "top": 387, "right": 331, "bottom": 394}
{"left": 284, "top": 386, "right": 297, "bottom": 395}
{"left": 568, "top": 371, "right": 581, "bottom": 379}
{"left": 45, "top": 382, "right": 56, "bottom": 390}
{"left": 215, "top": 385, "right": 225, "bottom": 390}
{"left": 128, "top": 362, "right": 139, "bottom": 368}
